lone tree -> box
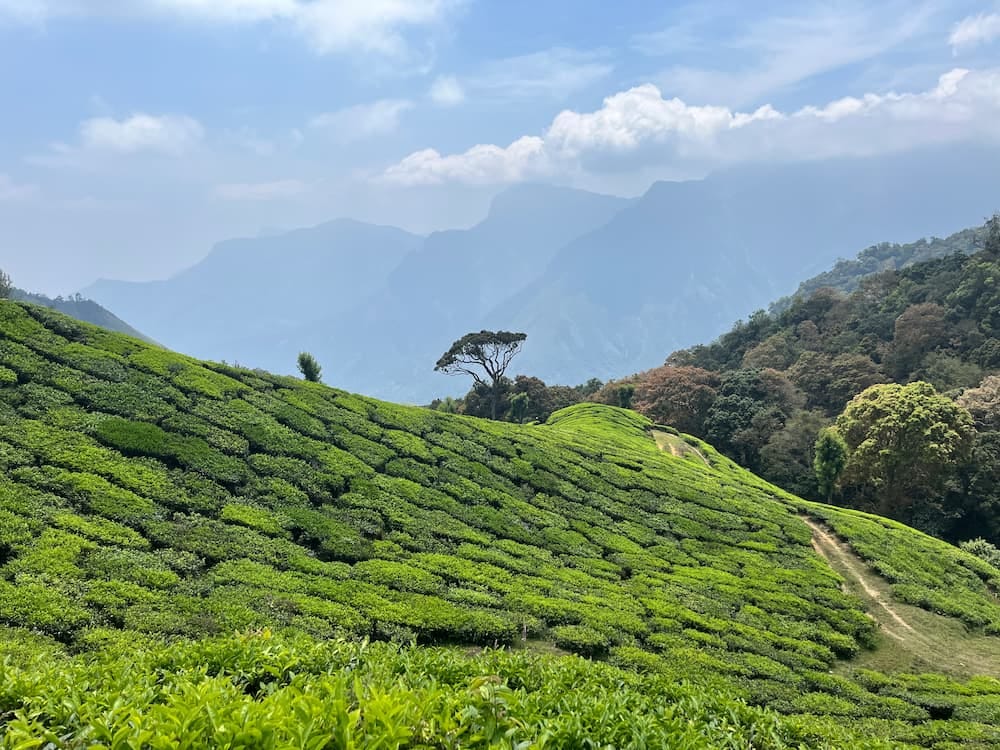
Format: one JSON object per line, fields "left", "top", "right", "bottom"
{"left": 0, "top": 269, "right": 12, "bottom": 300}
{"left": 835, "top": 381, "right": 974, "bottom": 519}
{"left": 297, "top": 352, "right": 322, "bottom": 383}
{"left": 435, "top": 330, "right": 526, "bottom": 420}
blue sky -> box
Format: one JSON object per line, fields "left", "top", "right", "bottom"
{"left": 1, "top": 0, "right": 1000, "bottom": 293}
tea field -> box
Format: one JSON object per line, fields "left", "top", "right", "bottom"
{"left": 1, "top": 300, "right": 999, "bottom": 748}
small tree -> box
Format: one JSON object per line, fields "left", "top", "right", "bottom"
{"left": 297, "top": 352, "right": 322, "bottom": 383}
{"left": 435, "top": 330, "right": 526, "bottom": 420}
{"left": 0, "top": 269, "right": 13, "bottom": 300}
{"left": 813, "top": 427, "right": 848, "bottom": 502}
{"left": 509, "top": 392, "right": 529, "bottom": 423}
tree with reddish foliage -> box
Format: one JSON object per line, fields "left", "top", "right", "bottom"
{"left": 631, "top": 366, "right": 720, "bottom": 434}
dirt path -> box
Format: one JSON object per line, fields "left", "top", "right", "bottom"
{"left": 803, "top": 518, "right": 917, "bottom": 643}
{"left": 802, "top": 516, "right": 1000, "bottom": 678}
{"left": 651, "top": 430, "right": 710, "bottom": 466}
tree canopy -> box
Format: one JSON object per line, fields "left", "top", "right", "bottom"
{"left": 835, "top": 381, "right": 975, "bottom": 522}
{"left": 297, "top": 351, "right": 322, "bottom": 383}
{"left": 435, "top": 330, "right": 526, "bottom": 420}
{"left": 0, "top": 269, "right": 12, "bottom": 300}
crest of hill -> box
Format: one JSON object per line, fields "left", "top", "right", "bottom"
{"left": 1, "top": 300, "right": 1000, "bottom": 747}
{"left": 11, "top": 288, "right": 150, "bottom": 342}
{"left": 772, "top": 224, "right": 985, "bottom": 312}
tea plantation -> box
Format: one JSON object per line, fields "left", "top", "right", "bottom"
{"left": 1, "top": 300, "right": 999, "bottom": 748}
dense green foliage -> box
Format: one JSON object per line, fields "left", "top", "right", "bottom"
{"left": 436, "top": 375, "right": 601, "bottom": 424}
{"left": 2, "top": 300, "right": 1000, "bottom": 747}
{"left": 604, "top": 239, "right": 1000, "bottom": 543}
{"left": 0, "top": 629, "right": 838, "bottom": 749}
{"left": 298, "top": 352, "right": 323, "bottom": 383}
{"left": 835, "top": 382, "right": 975, "bottom": 520}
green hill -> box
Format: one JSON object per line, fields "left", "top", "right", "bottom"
{"left": 11, "top": 288, "right": 151, "bottom": 342}
{"left": 2, "top": 301, "right": 1000, "bottom": 747}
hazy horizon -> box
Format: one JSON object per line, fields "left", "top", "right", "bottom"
{"left": 2, "top": 1, "right": 1000, "bottom": 294}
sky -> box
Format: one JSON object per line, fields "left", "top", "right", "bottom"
{"left": 1, "top": 0, "right": 1000, "bottom": 294}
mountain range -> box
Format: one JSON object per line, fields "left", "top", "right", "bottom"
{"left": 84, "top": 145, "right": 1000, "bottom": 402}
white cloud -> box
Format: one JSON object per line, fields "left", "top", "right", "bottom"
{"left": 382, "top": 136, "right": 547, "bottom": 185}
{"left": 212, "top": 179, "right": 308, "bottom": 200}
{"left": 0, "top": 174, "right": 37, "bottom": 200}
{"left": 950, "top": 13, "right": 1000, "bottom": 52}
{"left": 429, "top": 75, "right": 464, "bottom": 106}
{"left": 381, "top": 68, "right": 1000, "bottom": 186}
{"left": 0, "top": 0, "right": 460, "bottom": 56}
{"left": 79, "top": 113, "right": 204, "bottom": 154}
{"left": 310, "top": 99, "right": 413, "bottom": 142}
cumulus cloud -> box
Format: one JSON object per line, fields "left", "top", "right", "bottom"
{"left": 0, "top": 0, "right": 460, "bottom": 56}
{"left": 382, "top": 136, "right": 546, "bottom": 185}
{"left": 429, "top": 75, "right": 464, "bottom": 106}
{"left": 381, "top": 68, "right": 1000, "bottom": 186}
{"left": 79, "top": 113, "right": 204, "bottom": 154}
{"left": 0, "top": 174, "right": 37, "bottom": 200}
{"left": 950, "top": 13, "right": 1000, "bottom": 52}
{"left": 309, "top": 99, "right": 413, "bottom": 142}
{"left": 212, "top": 179, "right": 308, "bottom": 201}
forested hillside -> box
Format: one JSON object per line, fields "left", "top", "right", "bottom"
{"left": 596, "top": 219, "right": 1000, "bottom": 546}
{"left": 772, "top": 223, "right": 988, "bottom": 311}
{"left": 2, "top": 301, "right": 1000, "bottom": 747}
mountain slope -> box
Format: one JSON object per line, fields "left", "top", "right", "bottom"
{"left": 772, "top": 224, "right": 987, "bottom": 312}
{"left": 82, "top": 186, "right": 630, "bottom": 400}
{"left": 83, "top": 219, "right": 423, "bottom": 362}
{"left": 1, "top": 301, "right": 999, "bottom": 746}
{"left": 12, "top": 288, "right": 150, "bottom": 341}
{"left": 490, "top": 146, "right": 1000, "bottom": 385}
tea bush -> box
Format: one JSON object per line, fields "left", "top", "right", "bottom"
{"left": 1, "top": 300, "right": 999, "bottom": 746}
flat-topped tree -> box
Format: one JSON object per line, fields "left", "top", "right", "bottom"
{"left": 436, "top": 330, "right": 526, "bottom": 420}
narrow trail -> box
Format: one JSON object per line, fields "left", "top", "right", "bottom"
{"left": 802, "top": 516, "right": 1000, "bottom": 678}
{"left": 651, "top": 430, "right": 710, "bottom": 466}
{"left": 803, "top": 518, "right": 918, "bottom": 643}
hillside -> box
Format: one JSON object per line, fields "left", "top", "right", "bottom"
{"left": 83, "top": 147, "right": 1000, "bottom": 403}
{"left": 2, "top": 301, "right": 1000, "bottom": 747}
{"left": 596, "top": 238, "right": 1000, "bottom": 546}
{"left": 771, "top": 224, "right": 987, "bottom": 312}
{"left": 486, "top": 146, "right": 1000, "bottom": 386}
{"left": 11, "top": 288, "right": 149, "bottom": 342}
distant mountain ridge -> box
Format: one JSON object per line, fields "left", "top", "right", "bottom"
{"left": 84, "top": 145, "right": 1000, "bottom": 402}
{"left": 771, "top": 225, "right": 987, "bottom": 313}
